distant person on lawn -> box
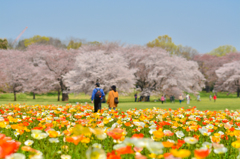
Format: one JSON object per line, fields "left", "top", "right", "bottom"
{"left": 213, "top": 94, "right": 217, "bottom": 102}
{"left": 209, "top": 94, "right": 212, "bottom": 101}
{"left": 107, "top": 85, "right": 119, "bottom": 111}
{"left": 197, "top": 94, "right": 201, "bottom": 101}
{"left": 179, "top": 95, "right": 183, "bottom": 104}
{"left": 170, "top": 95, "right": 175, "bottom": 103}
{"left": 134, "top": 93, "right": 137, "bottom": 102}
{"left": 91, "top": 83, "right": 105, "bottom": 113}
{"left": 161, "top": 95, "right": 165, "bottom": 104}
{"left": 186, "top": 94, "right": 190, "bottom": 104}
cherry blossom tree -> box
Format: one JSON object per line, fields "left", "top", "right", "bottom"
{"left": 193, "top": 52, "right": 240, "bottom": 92}
{"left": 63, "top": 46, "right": 136, "bottom": 96}
{"left": 26, "top": 45, "right": 77, "bottom": 101}
{"left": 0, "top": 49, "right": 33, "bottom": 101}
{"left": 22, "top": 59, "right": 55, "bottom": 99}
{"left": 214, "top": 61, "right": 240, "bottom": 97}
{"left": 122, "top": 46, "right": 205, "bottom": 96}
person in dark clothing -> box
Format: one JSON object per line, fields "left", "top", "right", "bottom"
{"left": 134, "top": 93, "right": 137, "bottom": 102}
{"left": 91, "top": 83, "right": 105, "bottom": 113}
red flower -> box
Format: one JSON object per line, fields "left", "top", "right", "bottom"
{"left": 116, "top": 146, "right": 134, "bottom": 155}
{"left": 0, "top": 134, "right": 21, "bottom": 158}
{"left": 107, "top": 150, "right": 121, "bottom": 159}
{"left": 107, "top": 128, "right": 124, "bottom": 140}
{"left": 132, "top": 133, "right": 144, "bottom": 138}
{"left": 229, "top": 127, "right": 235, "bottom": 131}
{"left": 194, "top": 149, "right": 210, "bottom": 158}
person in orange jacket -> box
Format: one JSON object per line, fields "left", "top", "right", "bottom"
{"left": 107, "top": 85, "right": 119, "bottom": 111}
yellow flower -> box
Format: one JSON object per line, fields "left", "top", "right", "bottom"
{"left": 0, "top": 122, "right": 6, "bottom": 128}
{"left": 153, "top": 130, "right": 164, "bottom": 140}
{"left": 232, "top": 140, "right": 240, "bottom": 148}
{"left": 103, "top": 118, "right": 109, "bottom": 124}
{"left": 148, "top": 153, "right": 163, "bottom": 158}
{"left": 72, "top": 125, "right": 92, "bottom": 136}
{"left": 170, "top": 149, "right": 191, "bottom": 158}
{"left": 81, "top": 137, "right": 90, "bottom": 143}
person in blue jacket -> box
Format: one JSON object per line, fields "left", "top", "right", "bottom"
{"left": 91, "top": 83, "right": 105, "bottom": 112}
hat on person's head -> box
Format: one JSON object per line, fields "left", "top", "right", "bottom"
{"left": 96, "top": 83, "right": 100, "bottom": 87}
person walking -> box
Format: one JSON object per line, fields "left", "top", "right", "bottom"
{"left": 213, "top": 94, "right": 217, "bottom": 102}
{"left": 171, "top": 95, "right": 175, "bottom": 103}
{"left": 161, "top": 95, "right": 165, "bottom": 104}
{"left": 209, "top": 94, "right": 212, "bottom": 101}
{"left": 197, "top": 94, "right": 201, "bottom": 102}
{"left": 107, "top": 85, "right": 119, "bottom": 111}
{"left": 91, "top": 83, "right": 105, "bottom": 113}
{"left": 134, "top": 93, "right": 137, "bottom": 102}
{"left": 179, "top": 95, "right": 183, "bottom": 104}
{"left": 186, "top": 94, "right": 190, "bottom": 104}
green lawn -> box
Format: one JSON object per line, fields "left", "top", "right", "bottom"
{"left": 0, "top": 92, "right": 239, "bottom": 111}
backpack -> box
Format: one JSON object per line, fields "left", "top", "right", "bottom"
{"left": 112, "top": 91, "right": 119, "bottom": 104}
{"left": 95, "top": 89, "right": 102, "bottom": 100}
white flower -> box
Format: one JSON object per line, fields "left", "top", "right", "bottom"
{"left": 149, "top": 124, "right": 157, "bottom": 129}
{"left": 214, "top": 147, "right": 227, "bottom": 154}
{"left": 6, "top": 153, "right": 25, "bottom": 159}
{"left": 29, "top": 151, "right": 43, "bottom": 159}
{"left": 61, "top": 155, "right": 71, "bottom": 159}
{"left": 49, "top": 138, "right": 59, "bottom": 143}
{"left": 92, "top": 143, "right": 102, "bottom": 149}
{"left": 133, "top": 122, "right": 145, "bottom": 128}
{"left": 86, "top": 147, "right": 106, "bottom": 159}
{"left": 24, "top": 140, "right": 34, "bottom": 146}
{"left": 6, "top": 125, "right": 11, "bottom": 129}
{"left": 175, "top": 131, "right": 185, "bottom": 138}
{"left": 218, "top": 131, "right": 224, "bottom": 135}
{"left": 206, "top": 124, "right": 214, "bottom": 129}
{"left": 184, "top": 137, "right": 198, "bottom": 144}
{"left": 202, "top": 142, "right": 212, "bottom": 149}
{"left": 113, "top": 143, "right": 127, "bottom": 150}
{"left": 167, "top": 139, "right": 175, "bottom": 143}
{"left": 149, "top": 129, "right": 157, "bottom": 134}
{"left": 199, "top": 127, "right": 211, "bottom": 136}
{"left": 14, "top": 131, "right": 20, "bottom": 137}
{"left": 163, "top": 130, "right": 173, "bottom": 136}
{"left": 31, "top": 131, "right": 48, "bottom": 140}
{"left": 146, "top": 142, "right": 164, "bottom": 154}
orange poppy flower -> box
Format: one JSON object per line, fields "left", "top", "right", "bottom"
{"left": 0, "top": 135, "right": 21, "bottom": 158}
{"left": 66, "top": 135, "right": 83, "bottom": 145}
{"left": 132, "top": 133, "right": 144, "bottom": 138}
{"left": 107, "top": 150, "right": 121, "bottom": 159}
{"left": 162, "top": 141, "right": 175, "bottom": 148}
{"left": 124, "top": 122, "right": 131, "bottom": 127}
{"left": 194, "top": 149, "right": 210, "bottom": 159}
{"left": 107, "top": 128, "right": 124, "bottom": 140}
{"left": 116, "top": 145, "right": 134, "bottom": 155}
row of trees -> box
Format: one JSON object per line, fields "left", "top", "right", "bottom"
{"left": 0, "top": 35, "right": 239, "bottom": 100}
{"left": 0, "top": 43, "right": 206, "bottom": 101}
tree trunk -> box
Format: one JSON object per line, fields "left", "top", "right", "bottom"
{"left": 62, "top": 93, "right": 69, "bottom": 101}
{"left": 14, "top": 91, "right": 16, "bottom": 101}
{"left": 58, "top": 90, "right": 60, "bottom": 101}
{"left": 205, "top": 82, "right": 210, "bottom": 92}
{"left": 237, "top": 87, "right": 240, "bottom": 97}
{"left": 33, "top": 92, "right": 35, "bottom": 99}
{"left": 59, "top": 78, "right": 69, "bottom": 101}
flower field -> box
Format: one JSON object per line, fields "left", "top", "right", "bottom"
{"left": 1, "top": 104, "right": 240, "bottom": 159}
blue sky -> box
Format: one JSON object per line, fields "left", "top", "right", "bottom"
{"left": 1, "top": 0, "right": 239, "bottom": 53}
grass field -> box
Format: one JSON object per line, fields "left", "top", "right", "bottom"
{"left": 0, "top": 92, "right": 239, "bottom": 111}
